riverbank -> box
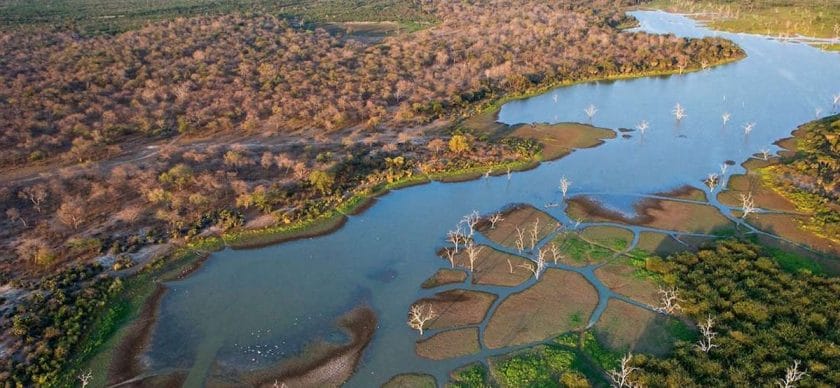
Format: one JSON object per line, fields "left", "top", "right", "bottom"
{"left": 645, "top": 0, "right": 840, "bottom": 51}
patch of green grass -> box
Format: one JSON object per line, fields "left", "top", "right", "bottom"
{"left": 582, "top": 331, "right": 624, "bottom": 371}
{"left": 665, "top": 318, "right": 696, "bottom": 342}
{"left": 449, "top": 363, "right": 491, "bottom": 388}
{"left": 760, "top": 243, "right": 824, "bottom": 274}
{"left": 554, "top": 233, "right": 614, "bottom": 263}
{"left": 568, "top": 311, "right": 584, "bottom": 327}
{"left": 491, "top": 345, "right": 576, "bottom": 387}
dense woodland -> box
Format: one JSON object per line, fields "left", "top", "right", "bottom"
{"left": 633, "top": 240, "right": 840, "bottom": 386}
{"left": 0, "top": 0, "right": 744, "bottom": 282}
{"left": 767, "top": 115, "right": 840, "bottom": 239}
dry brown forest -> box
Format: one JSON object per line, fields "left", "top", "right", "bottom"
{"left": 0, "top": 0, "right": 744, "bottom": 282}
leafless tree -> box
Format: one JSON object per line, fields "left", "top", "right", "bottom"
{"left": 550, "top": 243, "right": 561, "bottom": 264}
{"left": 77, "top": 370, "right": 92, "bottom": 388}
{"left": 514, "top": 226, "right": 525, "bottom": 253}
{"left": 706, "top": 173, "right": 719, "bottom": 192}
{"left": 19, "top": 184, "right": 48, "bottom": 213}
{"left": 740, "top": 192, "right": 756, "bottom": 219}
{"left": 608, "top": 353, "right": 640, "bottom": 388}
{"left": 559, "top": 176, "right": 571, "bottom": 198}
{"left": 447, "top": 226, "right": 464, "bottom": 253}
{"left": 720, "top": 163, "right": 728, "bottom": 176}
{"left": 488, "top": 213, "right": 504, "bottom": 229}
{"left": 760, "top": 148, "right": 771, "bottom": 160}
{"left": 672, "top": 102, "right": 686, "bottom": 121}
{"left": 584, "top": 104, "right": 598, "bottom": 122}
{"left": 443, "top": 248, "right": 456, "bottom": 268}
{"left": 506, "top": 167, "right": 512, "bottom": 180}
{"left": 529, "top": 219, "right": 540, "bottom": 250}
{"left": 814, "top": 107, "right": 822, "bottom": 119}
{"left": 518, "top": 248, "right": 546, "bottom": 280}
{"left": 462, "top": 210, "right": 481, "bottom": 237}
{"left": 722, "top": 112, "right": 731, "bottom": 126}
{"left": 655, "top": 287, "right": 681, "bottom": 314}
{"left": 57, "top": 197, "right": 86, "bottom": 230}
{"left": 465, "top": 242, "right": 483, "bottom": 272}
{"left": 506, "top": 258, "right": 514, "bottom": 274}
{"left": 776, "top": 360, "right": 807, "bottom": 388}
{"left": 635, "top": 120, "right": 649, "bottom": 135}
{"left": 6, "top": 208, "right": 26, "bottom": 227}
{"left": 407, "top": 303, "right": 437, "bottom": 336}
{"left": 553, "top": 93, "right": 559, "bottom": 104}
{"left": 695, "top": 315, "right": 719, "bottom": 352}
{"left": 272, "top": 380, "right": 288, "bottom": 388}
{"left": 833, "top": 93, "right": 840, "bottom": 110}
{"left": 743, "top": 122, "right": 756, "bottom": 136}
{"left": 484, "top": 168, "right": 492, "bottom": 179}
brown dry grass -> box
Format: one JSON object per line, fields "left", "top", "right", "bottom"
{"left": 382, "top": 373, "right": 437, "bottom": 388}
{"left": 421, "top": 268, "right": 467, "bottom": 289}
{"left": 750, "top": 213, "right": 840, "bottom": 257}
{"left": 483, "top": 269, "right": 599, "bottom": 349}
{"left": 593, "top": 299, "right": 682, "bottom": 356}
{"left": 415, "top": 289, "right": 497, "bottom": 330}
{"left": 567, "top": 196, "right": 734, "bottom": 234}
{"left": 479, "top": 204, "right": 560, "bottom": 248}
{"left": 508, "top": 123, "right": 615, "bottom": 160}
{"left": 415, "top": 327, "right": 481, "bottom": 360}
{"left": 452, "top": 246, "right": 532, "bottom": 286}
{"left": 594, "top": 264, "right": 659, "bottom": 306}
{"left": 655, "top": 185, "right": 707, "bottom": 202}
{"left": 717, "top": 174, "right": 799, "bottom": 212}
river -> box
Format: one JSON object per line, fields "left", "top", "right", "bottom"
{"left": 141, "top": 10, "right": 840, "bottom": 387}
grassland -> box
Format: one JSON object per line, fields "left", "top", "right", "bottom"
{"left": 647, "top": 0, "right": 840, "bottom": 50}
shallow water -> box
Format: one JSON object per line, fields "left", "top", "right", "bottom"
{"left": 144, "top": 11, "right": 840, "bottom": 387}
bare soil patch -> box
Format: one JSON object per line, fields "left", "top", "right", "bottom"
{"left": 483, "top": 269, "right": 599, "bottom": 349}
{"left": 451, "top": 246, "right": 532, "bottom": 286}
{"left": 593, "top": 299, "right": 686, "bottom": 356}
{"left": 594, "top": 264, "right": 659, "bottom": 306}
{"left": 415, "top": 289, "right": 497, "bottom": 330}
{"left": 508, "top": 123, "right": 616, "bottom": 161}
{"left": 479, "top": 204, "right": 560, "bottom": 248}
{"left": 655, "top": 185, "right": 707, "bottom": 202}
{"left": 415, "top": 327, "right": 481, "bottom": 360}
{"left": 208, "top": 306, "right": 377, "bottom": 387}
{"left": 382, "top": 373, "right": 437, "bottom": 388}
{"left": 749, "top": 213, "right": 840, "bottom": 257}
{"left": 421, "top": 268, "right": 467, "bottom": 289}
{"left": 567, "top": 196, "right": 734, "bottom": 234}
{"left": 580, "top": 226, "right": 634, "bottom": 252}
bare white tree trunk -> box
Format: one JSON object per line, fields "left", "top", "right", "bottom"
{"left": 776, "top": 360, "right": 807, "bottom": 388}
{"left": 407, "top": 303, "right": 437, "bottom": 336}
{"left": 529, "top": 219, "right": 540, "bottom": 250}
{"left": 722, "top": 112, "right": 731, "bottom": 126}
{"left": 695, "top": 315, "right": 719, "bottom": 352}
{"left": 654, "top": 287, "right": 682, "bottom": 314}
{"left": 673, "top": 102, "right": 686, "bottom": 121}
{"left": 743, "top": 122, "right": 756, "bottom": 136}
{"left": 465, "top": 242, "right": 483, "bottom": 272}
{"left": 608, "top": 353, "right": 640, "bottom": 388}
{"left": 740, "top": 192, "right": 756, "bottom": 219}
{"left": 78, "top": 370, "right": 92, "bottom": 388}
{"left": 559, "top": 176, "right": 571, "bottom": 198}
{"left": 584, "top": 104, "right": 598, "bottom": 122}
{"left": 515, "top": 226, "right": 525, "bottom": 254}
{"left": 488, "top": 213, "right": 504, "bottom": 229}
{"left": 518, "top": 248, "right": 546, "bottom": 280}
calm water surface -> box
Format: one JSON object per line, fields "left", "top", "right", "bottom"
{"left": 145, "top": 11, "right": 840, "bottom": 387}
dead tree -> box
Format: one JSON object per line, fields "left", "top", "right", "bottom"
{"left": 776, "top": 360, "right": 807, "bottom": 388}
{"left": 465, "top": 242, "right": 483, "bottom": 272}
{"left": 18, "top": 184, "right": 48, "bottom": 213}
{"left": 447, "top": 226, "right": 464, "bottom": 253}
{"left": 443, "top": 248, "right": 456, "bottom": 268}
{"left": 78, "top": 370, "right": 92, "bottom": 388}
{"left": 484, "top": 168, "right": 492, "bottom": 179}
{"left": 635, "top": 120, "right": 649, "bottom": 135}
{"left": 529, "top": 219, "right": 540, "bottom": 250}
{"left": 514, "top": 226, "right": 526, "bottom": 254}
{"left": 518, "top": 249, "right": 546, "bottom": 280}
{"left": 407, "top": 303, "right": 437, "bottom": 336}
{"left": 833, "top": 93, "right": 840, "bottom": 110}
{"left": 814, "top": 107, "right": 822, "bottom": 119}
{"left": 559, "top": 176, "right": 571, "bottom": 198}
{"left": 740, "top": 192, "right": 756, "bottom": 219}
{"left": 506, "top": 167, "right": 512, "bottom": 180}
{"left": 672, "top": 103, "right": 686, "bottom": 121}
{"left": 722, "top": 112, "right": 731, "bottom": 126}
{"left": 6, "top": 208, "right": 26, "bottom": 227}
{"left": 720, "top": 163, "right": 728, "bottom": 176}
{"left": 760, "top": 149, "right": 771, "bottom": 160}
{"left": 462, "top": 211, "right": 481, "bottom": 237}
{"left": 488, "top": 213, "right": 504, "bottom": 229}
{"left": 506, "top": 258, "right": 514, "bottom": 274}
{"left": 743, "top": 122, "right": 756, "bottom": 136}
{"left": 655, "top": 287, "right": 681, "bottom": 314}
{"left": 608, "top": 353, "right": 640, "bottom": 388}
{"left": 550, "top": 243, "right": 561, "bottom": 264}
{"left": 695, "top": 315, "right": 719, "bottom": 352}
{"left": 706, "top": 173, "right": 719, "bottom": 192}
{"left": 584, "top": 104, "right": 598, "bottom": 122}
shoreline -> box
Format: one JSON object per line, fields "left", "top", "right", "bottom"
{"left": 67, "top": 39, "right": 747, "bottom": 381}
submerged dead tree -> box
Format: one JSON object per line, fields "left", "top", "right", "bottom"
{"left": 673, "top": 102, "right": 686, "bottom": 122}
{"left": 584, "top": 104, "right": 598, "bottom": 122}
{"left": 722, "top": 112, "right": 731, "bottom": 126}
{"left": 559, "top": 176, "right": 571, "bottom": 198}
{"left": 518, "top": 248, "right": 546, "bottom": 280}
{"left": 529, "top": 218, "right": 540, "bottom": 250}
